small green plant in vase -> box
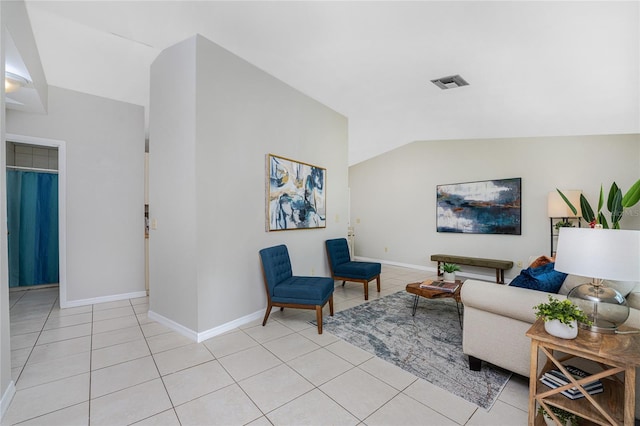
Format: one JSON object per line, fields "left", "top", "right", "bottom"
{"left": 533, "top": 295, "right": 591, "bottom": 339}
{"left": 441, "top": 263, "right": 461, "bottom": 283}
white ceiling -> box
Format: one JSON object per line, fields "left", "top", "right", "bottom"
{"left": 17, "top": 1, "right": 640, "bottom": 164}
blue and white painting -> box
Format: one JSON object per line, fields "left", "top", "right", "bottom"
{"left": 267, "top": 154, "right": 326, "bottom": 231}
{"left": 437, "top": 178, "right": 521, "bottom": 235}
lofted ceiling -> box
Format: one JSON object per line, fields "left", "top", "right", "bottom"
{"left": 15, "top": 1, "right": 640, "bottom": 164}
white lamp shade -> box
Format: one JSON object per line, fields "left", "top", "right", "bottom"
{"left": 555, "top": 227, "right": 640, "bottom": 282}
{"left": 548, "top": 190, "right": 582, "bottom": 218}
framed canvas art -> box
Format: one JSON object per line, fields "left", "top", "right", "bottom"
{"left": 436, "top": 177, "right": 521, "bottom": 235}
{"left": 266, "top": 154, "right": 326, "bottom": 231}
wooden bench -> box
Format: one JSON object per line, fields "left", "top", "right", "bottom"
{"left": 430, "top": 254, "right": 513, "bottom": 284}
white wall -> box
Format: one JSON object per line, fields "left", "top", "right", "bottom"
{"left": 349, "top": 134, "right": 640, "bottom": 280}
{"left": 149, "top": 35, "right": 348, "bottom": 336}
{"left": 0, "top": 0, "right": 45, "bottom": 415}
{"left": 0, "top": 2, "right": 12, "bottom": 417}
{"left": 148, "top": 36, "right": 199, "bottom": 331}
{"left": 6, "top": 86, "right": 146, "bottom": 303}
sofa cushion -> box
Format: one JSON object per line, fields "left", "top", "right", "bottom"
{"left": 272, "top": 276, "right": 334, "bottom": 305}
{"left": 333, "top": 261, "right": 381, "bottom": 280}
{"left": 509, "top": 262, "right": 567, "bottom": 293}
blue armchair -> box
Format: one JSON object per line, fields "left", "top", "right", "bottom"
{"left": 259, "top": 244, "right": 334, "bottom": 334}
{"left": 325, "top": 238, "right": 381, "bottom": 300}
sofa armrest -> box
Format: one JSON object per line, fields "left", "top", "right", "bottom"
{"left": 461, "top": 279, "right": 566, "bottom": 324}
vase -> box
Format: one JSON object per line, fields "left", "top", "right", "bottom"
{"left": 443, "top": 272, "right": 456, "bottom": 283}
{"left": 544, "top": 319, "right": 578, "bottom": 339}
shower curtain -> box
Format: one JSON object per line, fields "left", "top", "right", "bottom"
{"left": 6, "top": 170, "right": 59, "bottom": 287}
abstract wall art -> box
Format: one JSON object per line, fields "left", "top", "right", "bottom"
{"left": 266, "top": 154, "right": 326, "bottom": 231}
{"left": 436, "top": 178, "right": 521, "bottom": 235}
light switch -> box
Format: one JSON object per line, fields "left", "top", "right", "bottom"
{"left": 151, "top": 218, "right": 158, "bottom": 230}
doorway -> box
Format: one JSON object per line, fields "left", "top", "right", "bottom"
{"left": 6, "top": 141, "right": 58, "bottom": 287}
{"left": 5, "top": 134, "right": 67, "bottom": 304}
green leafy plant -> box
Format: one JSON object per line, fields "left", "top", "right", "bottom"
{"left": 533, "top": 295, "right": 591, "bottom": 327}
{"left": 441, "top": 263, "right": 461, "bottom": 273}
{"left": 557, "top": 178, "right": 640, "bottom": 229}
{"left": 554, "top": 220, "right": 575, "bottom": 230}
{"left": 537, "top": 406, "right": 579, "bottom": 426}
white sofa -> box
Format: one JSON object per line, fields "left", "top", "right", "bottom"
{"left": 460, "top": 275, "right": 640, "bottom": 418}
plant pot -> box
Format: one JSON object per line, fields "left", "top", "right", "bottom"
{"left": 443, "top": 272, "right": 456, "bottom": 283}
{"left": 544, "top": 319, "right": 578, "bottom": 339}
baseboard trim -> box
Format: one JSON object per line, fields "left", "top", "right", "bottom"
{"left": 60, "top": 291, "right": 148, "bottom": 309}
{"left": 195, "top": 309, "right": 264, "bottom": 343}
{"left": 147, "top": 310, "right": 198, "bottom": 341}
{"left": 353, "top": 257, "right": 509, "bottom": 283}
{"left": 1, "top": 381, "right": 16, "bottom": 421}
{"left": 147, "top": 309, "right": 265, "bottom": 343}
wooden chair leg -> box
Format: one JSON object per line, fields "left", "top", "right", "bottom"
{"left": 329, "top": 295, "right": 334, "bottom": 316}
{"left": 376, "top": 275, "right": 381, "bottom": 293}
{"left": 364, "top": 281, "right": 369, "bottom": 300}
{"left": 262, "top": 302, "right": 273, "bottom": 326}
{"left": 316, "top": 305, "right": 323, "bottom": 334}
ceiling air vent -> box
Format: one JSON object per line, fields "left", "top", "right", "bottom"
{"left": 431, "top": 74, "right": 469, "bottom": 90}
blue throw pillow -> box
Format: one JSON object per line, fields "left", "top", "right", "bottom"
{"left": 509, "top": 262, "right": 567, "bottom": 293}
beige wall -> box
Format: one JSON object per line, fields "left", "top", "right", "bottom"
{"left": 149, "top": 35, "right": 349, "bottom": 336}
{"left": 349, "top": 134, "right": 640, "bottom": 280}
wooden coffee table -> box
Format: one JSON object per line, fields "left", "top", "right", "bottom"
{"left": 405, "top": 280, "right": 464, "bottom": 327}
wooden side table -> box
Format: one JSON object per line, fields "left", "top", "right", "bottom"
{"left": 526, "top": 318, "right": 640, "bottom": 425}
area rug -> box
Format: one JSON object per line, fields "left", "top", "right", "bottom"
{"left": 316, "top": 290, "right": 511, "bottom": 410}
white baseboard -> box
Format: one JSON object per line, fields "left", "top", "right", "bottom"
{"left": 147, "top": 309, "right": 264, "bottom": 343}
{"left": 195, "top": 309, "right": 264, "bottom": 342}
{"left": 60, "top": 291, "right": 148, "bottom": 309}
{"left": 147, "top": 310, "right": 198, "bottom": 341}
{"left": 1, "top": 381, "right": 16, "bottom": 421}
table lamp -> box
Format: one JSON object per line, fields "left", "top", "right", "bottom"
{"left": 554, "top": 227, "right": 640, "bottom": 333}
{"left": 547, "top": 190, "right": 582, "bottom": 219}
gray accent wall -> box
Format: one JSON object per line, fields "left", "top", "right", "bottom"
{"left": 349, "top": 134, "right": 640, "bottom": 280}
{"left": 6, "top": 86, "right": 146, "bottom": 302}
{"left": 148, "top": 35, "right": 348, "bottom": 334}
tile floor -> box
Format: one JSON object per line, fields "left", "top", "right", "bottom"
{"left": 3, "top": 265, "right": 530, "bottom": 425}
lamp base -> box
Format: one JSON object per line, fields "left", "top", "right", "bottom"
{"left": 568, "top": 282, "right": 629, "bottom": 335}
{"left": 577, "top": 319, "right": 618, "bottom": 334}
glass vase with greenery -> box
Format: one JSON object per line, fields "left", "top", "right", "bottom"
{"left": 537, "top": 406, "right": 579, "bottom": 426}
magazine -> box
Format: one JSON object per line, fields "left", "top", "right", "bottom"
{"left": 540, "top": 377, "right": 604, "bottom": 400}
{"left": 539, "top": 365, "right": 604, "bottom": 400}
{"left": 543, "top": 369, "right": 601, "bottom": 391}
{"left": 419, "top": 280, "right": 459, "bottom": 293}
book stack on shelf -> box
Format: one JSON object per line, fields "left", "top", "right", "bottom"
{"left": 419, "top": 280, "right": 459, "bottom": 293}
{"left": 540, "top": 365, "right": 604, "bottom": 400}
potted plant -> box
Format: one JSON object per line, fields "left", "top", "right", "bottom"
{"left": 554, "top": 220, "right": 575, "bottom": 230}
{"left": 557, "top": 178, "right": 640, "bottom": 229}
{"left": 533, "top": 295, "right": 591, "bottom": 339}
{"left": 537, "top": 406, "right": 579, "bottom": 426}
{"left": 441, "top": 263, "right": 461, "bottom": 283}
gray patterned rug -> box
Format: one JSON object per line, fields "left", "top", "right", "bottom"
{"left": 317, "top": 290, "right": 511, "bottom": 410}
